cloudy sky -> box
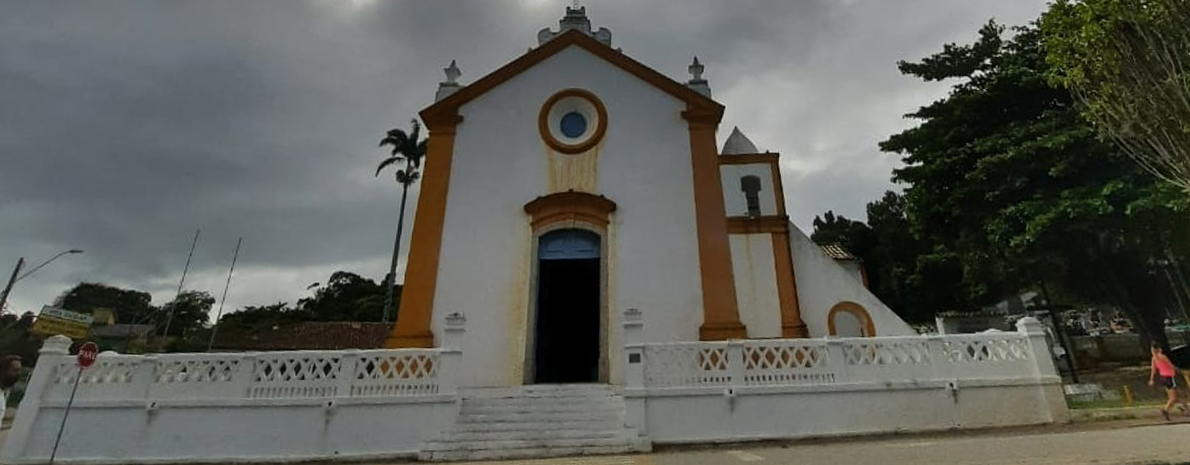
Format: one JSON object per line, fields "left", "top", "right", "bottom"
{"left": 0, "top": 0, "right": 1050, "bottom": 319}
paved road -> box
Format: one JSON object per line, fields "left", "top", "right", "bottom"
{"left": 440, "top": 421, "right": 1190, "bottom": 465}
{"left": 7, "top": 419, "right": 1190, "bottom": 464}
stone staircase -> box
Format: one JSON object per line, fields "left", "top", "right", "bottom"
{"left": 419, "top": 384, "right": 651, "bottom": 461}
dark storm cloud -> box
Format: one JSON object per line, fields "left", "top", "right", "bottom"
{"left": 0, "top": 0, "right": 1049, "bottom": 315}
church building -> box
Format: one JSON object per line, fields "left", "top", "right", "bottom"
{"left": 385, "top": 6, "right": 914, "bottom": 388}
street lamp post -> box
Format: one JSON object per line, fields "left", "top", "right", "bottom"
{"left": 0, "top": 249, "right": 83, "bottom": 315}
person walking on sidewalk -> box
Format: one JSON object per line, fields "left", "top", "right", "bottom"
{"left": 0, "top": 355, "right": 22, "bottom": 421}
{"left": 1148, "top": 343, "right": 1188, "bottom": 421}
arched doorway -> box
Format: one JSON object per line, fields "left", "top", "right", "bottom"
{"left": 828, "top": 302, "right": 876, "bottom": 337}
{"left": 533, "top": 229, "right": 602, "bottom": 383}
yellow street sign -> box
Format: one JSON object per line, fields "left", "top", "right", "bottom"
{"left": 31, "top": 306, "right": 93, "bottom": 340}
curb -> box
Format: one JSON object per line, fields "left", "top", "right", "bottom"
{"left": 1070, "top": 406, "right": 1179, "bottom": 423}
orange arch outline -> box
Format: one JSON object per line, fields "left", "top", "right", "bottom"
{"left": 827, "top": 301, "right": 875, "bottom": 337}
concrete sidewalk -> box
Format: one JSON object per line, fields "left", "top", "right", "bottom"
{"left": 7, "top": 416, "right": 1190, "bottom": 464}
{"left": 397, "top": 420, "right": 1190, "bottom": 465}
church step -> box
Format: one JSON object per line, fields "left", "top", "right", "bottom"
{"left": 464, "top": 384, "right": 618, "bottom": 399}
{"left": 460, "top": 400, "right": 624, "bottom": 415}
{"left": 458, "top": 410, "right": 623, "bottom": 424}
{"left": 438, "top": 428, "right": 635, "bottom": 442}
{"left": 422, "top": 436, "right": 646, "bottom": 453}
{"left": 419, "top": 442, "right": 650, "bottom": 462}
{"left": 450, "top": 418, "right": 630, "bottom": 433}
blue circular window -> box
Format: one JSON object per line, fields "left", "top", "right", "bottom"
{"left": 559, "top": 112, "right": 587, "bottom": 138}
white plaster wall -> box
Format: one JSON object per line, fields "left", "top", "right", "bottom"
{"left": 6, "top": 400, "right": 458, "bottom": 463}
{"left": 729, "top": 234, "right": 782, "bottom": 338}
{"left": 635, "top": 379, "right": 1064, "bottom": 443}
{"left": 719, "top": 164, "right": 777, "bottom": 217}
{"left": 433, "top": 45, "right": 705, "bottom": 387}
{"left": 787, "top": 222, "right": 915, "bottom": 337}
{"left": 838, "top": 260, "right": 865, "bottom": 286}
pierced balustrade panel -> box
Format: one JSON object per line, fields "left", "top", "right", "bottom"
{"left": 741, "top": 340, "right": 834, "bottom": 386}
{"left": 841, "top": 337, "right": 935, "bottom": 382}
{"left": 642, "top": 342, "right": 731, "bottom": 388}
{"left": 47, "top": 356, "right": 141, "bottom": 402}
{"left": 248, "top": 352, "right": 343, "bottom": 399}
{"left": 351, "top": 350, "right": 441, "bottom": 397}
{"left": 151, "top": 354, "right": 244, "bottom": 399}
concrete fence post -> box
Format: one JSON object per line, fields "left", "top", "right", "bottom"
{"left": 234, "top": 353, "right": 257, "bottom": 398}
{"left": 1017, "top": 316, "right": 1069, "bottom": 423}
{"left": 135, "top": 356, "right": 157, "bottom": 402}
{"left": 336, "top": 350, "right": 360, "bottom": 399}
{"left": 2, "top": 335, "right": 72, "bottom": 461}
{"left": 926, "top": 335, "right": 949, "bottom": 381}
{"left": 438, "top": 312, "right": 466, "bottom": 396}
{"left": 1017, "top": 317, "right": 1058, "bottom": 379}
{"left": 620, "top": 308, "right": 647, "bottom": 434}
{"left": 443, "top": 312, "right": 466, "bottom": 351}
{"left": 437, "top": 349, "right": 461, "bottom": 396}
{"left": 622, "top": 309, "right": 645, "bottom": 389}
{"left": 826, "top": 339, "right": 849, "bottom": 383}
{"left": 727, "top": 340, "right": 746, "bottom": 391}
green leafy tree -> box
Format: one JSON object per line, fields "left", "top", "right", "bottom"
{"left": 376, "top": 120, "right": 428, "bottom": 324}
{"left": 1043, "top": 0, "right": 1190, "bottom": 192}
{"left": 881, "top": 20, "right": 1190, "bottom": 345}
{"left": 217, "top": 302, "right": 311, "bottom": 332}
{"left": 811, "top": 193, "right": 945, "bottom": 322}
{"left": 159, "top": 290, "right": 213, "bottom": 337}
{"left": 297, "top": 271, "right": 388, "bottom": 322}
{"left": 54, "top": 283, "right": 156, "bottom": 324}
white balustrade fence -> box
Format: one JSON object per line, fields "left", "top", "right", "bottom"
{"left": 3, "top": 339, "right": 463, "bottom": 464}
{"left": 620, "top": 316, "right": 1068, "bottom": 443}
{"left": 38, "top": 348, "right": 454, "bottom": 404}
{"left": 633, "top": 331, "right": 1038, "bottom": 390}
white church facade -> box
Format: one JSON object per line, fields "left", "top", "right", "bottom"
{"left": 1, "top": 8, "right": 1066, "bottom": 464}
{"left": 385, "top": 6, "right": 914, "bottom": 388}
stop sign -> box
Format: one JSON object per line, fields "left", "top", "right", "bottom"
{"left": 77, "top": 341, "right": 98, "bottom": 369}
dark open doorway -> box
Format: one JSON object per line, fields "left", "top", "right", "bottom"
{"left": 533, "top": 229, "right": 601, "bottom": 384}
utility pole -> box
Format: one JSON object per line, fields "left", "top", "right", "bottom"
{"left": 163, "top": 229, "right": 200, "bottom": 337}
{"left": 207, "top": 238, "right": 242, "bottom": 351}
{"left": 0, "top": 258, "right": 26, "bottom": 316}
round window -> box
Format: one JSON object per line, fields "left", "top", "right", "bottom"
{"left": 560, "top": 112, "right": 587, "bottom": 138}
{"left": 538, "top": 89, "right": 607, "bottom": 154}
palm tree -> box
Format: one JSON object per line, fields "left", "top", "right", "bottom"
{"left": 376, "top": 119, "right": 428, "bottom": 324}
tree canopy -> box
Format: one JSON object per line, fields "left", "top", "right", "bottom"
{"left": 1043, "top": 0, "right": 1190, "bottom": 192}
{"left": 814, "top": 20, "right": 1190, "bottom": 343}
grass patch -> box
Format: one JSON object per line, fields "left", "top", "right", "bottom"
{"left": 1071, "top": 399, "right": 1161, "bottom": 409}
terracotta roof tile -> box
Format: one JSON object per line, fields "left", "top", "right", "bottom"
{"left": 212, "top": 321, "right": 390, "bottom": 351}
{"left": 819, "top": 243, "right": 858, "bottom": 261}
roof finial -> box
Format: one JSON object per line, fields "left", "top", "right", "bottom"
{"left": 435, "top": 60, "right": 463, "bottom": 102}
{"left": 537, "top": 4, "right": 611, "bottom": 47}
{"left": 444, "top": 60, "right": 461, "bottom": 84}
{"left": 686, "top": 56, "right": 711, "bottom": 98}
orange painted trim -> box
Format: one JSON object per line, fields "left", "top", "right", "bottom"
{"left": 727, "top": 215, "right": 790, "bottom": 234}
{"left": 524, "top": 191, "right": 617, "bottom": 230}
{"left": 537, "top": 89, "right": 608, "bottom": 154}
{"left": 772, "top": 232, "right": 807, "bottom": 338}
{"left": 689, "top": 124, "right": 746, "bottom": 341}
{"left": 827, "top": 301, "right": 876, "bottom": 337}
{"left": 858, "top": 263, "right": 870, "bottom": 289}
{"left": 769, "top": 156, "right": 788, "bottom": 217}
{"left": 383, "top": 114, "right": 461, "bottom": 348}
{"left": 422, "top": 29, "right": 722, "bottom": 125}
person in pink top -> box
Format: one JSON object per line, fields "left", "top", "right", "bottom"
{"left": 1148, "top": 342, "right": 1188, "bottom": 421}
